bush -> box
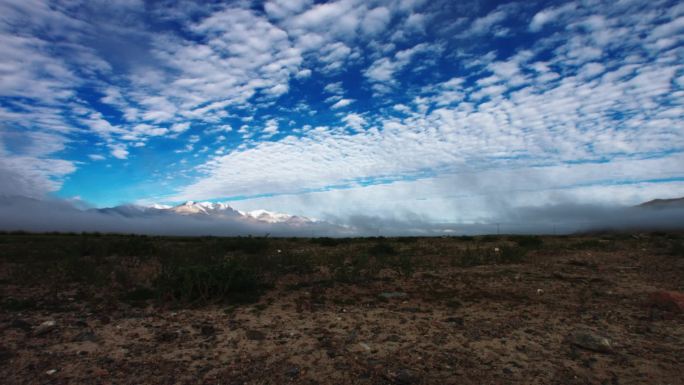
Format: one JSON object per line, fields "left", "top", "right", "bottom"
{"left": 368, "top": 242, "right": 397, "bottom": 257}
{"left": 497, "top": 246, "right": 527, "bottom": 263}
{"left": 670, "top": 241, "right": 684, "bottom": 258}
{"left": 155, "top": 257, "right": 263, "bottom": 304}
{"left": 224, "top": 237, "right": 270, "bottom": 254}
{"left": 511, "top": 235, "right": 543, "bottom": 248}
{"left": 310, "top": 237, "right": 343, "bottom": 247}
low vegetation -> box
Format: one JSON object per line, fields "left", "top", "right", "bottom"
{"left": 1, "top": 231, "right": 681, "bottom": 308}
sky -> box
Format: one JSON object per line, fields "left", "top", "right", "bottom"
{"left": 1, "top": 0, "right": 683, "bottom": 226}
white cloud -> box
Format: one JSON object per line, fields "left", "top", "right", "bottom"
{"left": 529, "top": 4, "right": 575, "bottom": 32}
{"left": 171, "top": 122, "right": 191, "bottom": 133}
{"left": 109, "top": 144, "right": 129, "bottom": 159}
{"left": 342, "top": 113, "right": 366, "bottom": 131}
{"left": 264, "top": 0, "right": 313, "bottom": 20}
{"left": 262, "top": 119, "right": 279, "bottom": 137}
{"left": 361, "top": 6, "right": 391, "bottom": 36}
{"left": 330, "top": 99, "right": 354, "bottom": 109}
{"left": 364, "top": 43, "right": 440, "bottom": 92}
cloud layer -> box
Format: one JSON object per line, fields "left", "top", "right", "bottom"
{"left": 0, "top": 0, "right": 682, "bottom": 224}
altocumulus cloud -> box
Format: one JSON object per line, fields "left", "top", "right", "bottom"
{"left": 0, "top": 0, "right": 682, "bottom": 230}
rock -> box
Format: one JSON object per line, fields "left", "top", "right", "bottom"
{"left": 246, "top": 330, "right": 265, "bottom": 341}
{"left": 379, "top": 292, "right": 407, "bottom": 299}
{"left": 386, "top": 334, "right": 401, "bottom": 342}
{"left": 45, "top": 369, "right": 58, "bottom": 375}
{"left": 285, "top": 365, "right": 300, "bottom": 377}
{"left": 568, "top": 330, "right": 613, "bottom": 353}
{"left": 648, "top": 290, "right": 684, "bottom": 313}
{"left": 72, "top": 331, "right": 98, "bottom": 342}
{"left": 444, "top": 317, "right": 464, "bottom": 326}
{"left": 34, "top": 320, "right": 57, "bottom": 336}
{"left": 392, "top": 368, "right": 420, "bottom": 384}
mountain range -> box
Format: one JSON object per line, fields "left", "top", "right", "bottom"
{"left": 94, "top": 200, "right": 317, "bottom": 226}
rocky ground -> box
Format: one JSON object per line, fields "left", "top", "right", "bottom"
{"left": 1, "top": 233, "right": 683, "bottom": 384}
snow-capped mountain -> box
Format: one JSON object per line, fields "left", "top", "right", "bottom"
{"left": 168, "top": 201, "right": 241, "bottom": 216}
{"left": 149, "top": 201, "right": 315, "bottom": 224}
{"left": 241, "top": 209, "right": 315, "bottom": 225}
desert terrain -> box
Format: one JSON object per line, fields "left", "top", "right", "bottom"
{"left": 1, "top": 232, "right": 683, "bottom": 384}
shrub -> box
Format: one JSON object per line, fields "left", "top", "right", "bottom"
{"left": 497, "top": 246, "right": 527, "bottom": 263}
{"left": 368, "top": 242, "right": 397, "bottom": 257}
{"left": 225, "top": 237, "right": 270, "bottom": 255}
{"left": 511, "top": 235, "right": 543, "bottom": 248}
{"left": 670, "top": 241, "right": 684, "bottom": 258}
{"left": 457, "top": 247, "right": 489, "bottom": 267}
{"left": 310, "top": 237, "right": 343, "bottom": 247}
{"left": 155, "top": 257, "right": 262, "bottom": 304}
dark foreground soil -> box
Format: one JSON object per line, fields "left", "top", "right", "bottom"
{"left": 1, "top": 233, "right": 683, "bottom": 384}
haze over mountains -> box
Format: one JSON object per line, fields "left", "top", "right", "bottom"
{"left": 1, "top": 194, "right": 683, "bottom": 237}
{"left": 96, "top": 200, "right": 317, "bottom": 226}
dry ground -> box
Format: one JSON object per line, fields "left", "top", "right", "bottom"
{"left": 0, "top": 233, "right": 683, "bottom": 384}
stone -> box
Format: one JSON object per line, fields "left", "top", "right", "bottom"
{"left": 379, "top": 292, "right": 407, "bottom": 299}
{"left": 34, "top": 320, "right": 57, "bottom": 336}
{"left": 444, "top": 317, "right": 464, "bottom": 326}
{"left": 285, "top": 365, "right": 300, "bottom": 377}
{"left": 392, "top": 368, "right": 420, "bottom": 384}
{"left": 568, "top": 330, "right": 613, "bottom": 353}
{"left": 72, "top": 331, "right": 98, "bottom": 342}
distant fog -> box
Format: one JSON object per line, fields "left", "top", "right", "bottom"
{"left": 1, "top": 195, "right": 683, "bottom": 237}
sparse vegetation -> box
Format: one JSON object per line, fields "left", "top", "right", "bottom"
{"left": 1, "top": 231, "right": 683, "bottom": 384}
{"left": 510, "top": 235, "right": 543, "bottom": 248}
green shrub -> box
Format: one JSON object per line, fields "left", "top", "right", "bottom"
{"left": 155, "top": 257, "right": 262, "bottom": 304}
{"left": 225, "top": 237, "right": 270, "bottom": 254}
{"left": 511, "top": 235, "right": 543, "bottom": 248}
{"left": 497, "top": 246, "right": 527, "bottom": 263}
{"left": 368, "top": 242, "right": 397, "bottom": 257}
{"left": 457, "top": 247, "right": 489, "bottom": 267}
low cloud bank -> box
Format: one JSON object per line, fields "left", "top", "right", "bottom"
{"left": 0, "top": 196, "right": 348, "bottom": 237}
{"left": 1, "top": 195, "right": 683, "bottom": 237}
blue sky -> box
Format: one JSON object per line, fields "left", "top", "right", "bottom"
{"left": 1, "top": 0, "right": 683, "bottom": 222}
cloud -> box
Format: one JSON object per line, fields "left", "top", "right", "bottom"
{"left": 342, "top": 113, "right": 367, "bottom": 131}
{"left": 1, "top": 0, "right": 683, "bottom": 223}
{"left": 361, "top": 6, "right": 391, "bottom": 36}
{"left": 1, "top": 195, "right": 683, "bottom": 237}
{"left": 0, "top": 196, "right": 347, "bottom": 236}
{"left": 529, "top": 4, "right": 575, "bottom": 32}
{"left": 109, "top": 144, "right": 129, "bottom": 159}
{"left": 262, "top": 119, "right": 279, "bottom": 137}
{"left": 364, "top": 43, "right": 441, "bottom": 92}
{"left": 330, "top": 99, "right": 354, "bottom": 109}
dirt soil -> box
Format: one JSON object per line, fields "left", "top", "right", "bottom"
{"left": 1, "top": 236, "right": 683, "bottom": 384}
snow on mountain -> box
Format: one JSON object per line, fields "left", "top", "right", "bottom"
{"left": 168, "top": 201, "right": 241, "bottom": 216}
{"left": 242, "top": 209, "right": 315, "bottom": 224}
{"left": 156, "top": 201, "right": 315, "bottom": 224}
